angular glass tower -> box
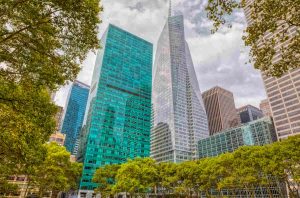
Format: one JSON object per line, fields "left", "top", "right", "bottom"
{"left": 151, "top": 2, "right": 209, "bottom": 163}
{"left": 78, "top": 24, "right": 153, "bottom": 191}
{"left": 61, "top": 80, "right": 89, "bottom": 154}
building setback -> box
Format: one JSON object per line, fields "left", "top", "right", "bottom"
{"left": 237, "top": 105, "right": 263, "bottom": 124}
{"left": 77, "top": 24, "right": 153, "bottom": 192}
{"left": 151, "top": 2, "right": 209, "bottom": 163}
{"left": 244, "top": 0, "right": 300, "bottom": 140}
{"left": 198, "top": 117, "right": 277, "bottom": 159}
{"left": 202, "top": 86, "right": 240, "bottom": 135}
{"left": 260, "top": 99, "right": 272, "bottom": 117}
{"left": 61, "top": 81, "right": 90, "bottom": 154}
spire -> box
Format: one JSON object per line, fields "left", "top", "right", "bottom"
{"left": 168, "top": 0, "right": 172, "bottom": 17}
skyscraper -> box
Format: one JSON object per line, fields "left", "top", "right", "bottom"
{"left": 151, "top": 1, "right": 209, "bottom": 163}
{"left": 61, "top": 80, "right": 89, "bottom": 154}
{"left": 78, "top": 24, "right": 153, "bottom": 192}
{"left": 260, "top": 99, "right": 272, "bottom": 117}
{"left": 244, "top": 0, "right": 300, "bottom": 139}
{"left": 202, "top": 86, "right": 240, "bottom": 135}
{"left": 237, "top": 105, "right": 263, "bottom": 124}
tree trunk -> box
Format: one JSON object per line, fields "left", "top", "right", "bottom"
{"left": 266, "top": 184, "right": 273, "bottom": 198}
{"left": 51, "top": 190, "right": 59, "bottom": 198}
{"left": 23, "top": 176, "right": 30, "bottom": 198}
{"left": 285, "top": 178, "right": 295, "bottom": 198}
{"left": 205, "top": 190, "right": 210, "bottom": 198}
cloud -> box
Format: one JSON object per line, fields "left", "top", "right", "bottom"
{"left": 54, "top": 0, "right": 266, "bottom": 108}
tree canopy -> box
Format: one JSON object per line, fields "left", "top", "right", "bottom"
{"left": 0, "top": 143, "right": 83, "bottom": 197}
{"left": 32, "top": 143, "right": 83, "bottom": 198}
{"left": 0, "top": 0, "right": 102, "bottom": 184}
{"left": 0, "top": 0, "right": 102, "bottom": 88}
{"left": 93, "top": 135, "right": 300, "bottom": 198}
{"left": 206, "top": 0, "right": 300, "bottom": 77}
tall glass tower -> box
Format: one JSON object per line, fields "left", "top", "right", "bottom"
{"left": 78, "top": 24, "right": 153, "bottom": 192}
{"left": 61, "top": 80, "right": 89, "bottom": 154}
{"left": 151, "top": 1, "right": 209, "bottom": 163}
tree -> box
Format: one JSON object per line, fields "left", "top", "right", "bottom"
{"left": 176, "top": 161, "right": 201, "bottom": 197}
{"left": 90, "top": 135, "right": 300, "bottom": 197}
{"left": 231, "top": 146, "right": 264, "bottom": 197}
{"left": 206, "top": 0, "right": 300, "bottom": 77}
{"left": 0, "top": 0, "right": 102, "bottom": 88}
{"left": 32, "top": 143, "right": 82, "bottom": 198}
{"left": 213, "top": 153, "right": 235, "bottom": 196}
{"left": 113, "top": 158, "right": 157, "bottom": 197}
{"left": 266, "top": 136, "right": 300, "bottom": 198}
{"left": 197, "top": 157, "right": 220, "bottom": 198}
{"left": 156, "top": 162, "right": 178, "bottom": 197}
{"left": 93, "top": 164, "right": 121, "bottom": 198}
{"left": 0, "top": 82, "right": 56, "bottom": 177}
{"left": 0, "top": 0, "right": 102, "bottom": 180}
{"left": 0, "top": 180, "right": 18, "bottom": 197}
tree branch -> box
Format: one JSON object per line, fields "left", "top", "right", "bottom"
{"left": 0, "top": 0, "right": 31, "bottom": 19}
{"left": 1, "top": 8, "right": 62, "bottom": 44}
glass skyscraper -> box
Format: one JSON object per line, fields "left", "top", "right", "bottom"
{"left": 151, "top": 3, "right": 209, "bottom": 163}
{"left": 198, "top": 117, "right": 277, "bottom": 158}
{"left": 77, "top": 24, "right": 153, "bottom": 192}
{"left": 61, "top": 80, "right": 89, "bottom": 154}
{"left": 237, "top": 104, "right": 263, "bottom": 124}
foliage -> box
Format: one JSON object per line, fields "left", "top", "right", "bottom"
{"left": 114, "top": 158, "right": 157, "bottom": 197}
{"left": 206, "top": 0, "right": 300, "bottom": 77}
{"left": 0, "top": 0, "right": 102, "bottom": 88}
{"left": 156, "top": 162, "right": 178, "bottom": 196}
{"left": 93, "top": 135, "right": 300, "bottom": 197}
{"left": 0, "top": 180, "right": 18, "bottom": 196}
{"left": 0, "top": 0, "right": 102, "bottom": 187}
{"left": 93, "top": 164, "right": 121, "bottom": 197}
{"left": 0, "top": 81, "right": 56, "bottom": 177}
{"left": 32, "top": 143, "right": 83, "bottom": 197}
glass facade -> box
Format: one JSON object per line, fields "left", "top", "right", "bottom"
{"left": 198, "top": 117, "right": 277, "bottom": 158}
{"left": 61, "top": 81, "right": 89, "bottom": 154}
{"left": 151, "top": 11, "right": 209, "bottom": 163}
{"left": 237, "top": 105, "right": 263, "bottom": 124}
{"left": 78, "top": 24, "right": 153, "bottom": 190}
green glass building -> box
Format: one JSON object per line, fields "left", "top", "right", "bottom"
{"left": 198, "top": 117, "right": 277, "bottom": 158}
{"left": 77, "top": 24, "right": 153, "bottom": 192}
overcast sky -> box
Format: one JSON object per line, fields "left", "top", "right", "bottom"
{"left": 54, "top": 0, "right": 266, "bottom": 109}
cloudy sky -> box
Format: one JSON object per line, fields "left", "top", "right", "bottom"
{"left": 54, "top": 0, "right": 266, "bottom": 108}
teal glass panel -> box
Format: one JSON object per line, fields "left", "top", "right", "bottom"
{"left": 79, "top": 24, "right": 153, "bottom": 190}
{"left": 198, "top": 117, "right": 277, "bottom": 158}
{"left": 61, "top": 81, "right": 90, "bottom": 154}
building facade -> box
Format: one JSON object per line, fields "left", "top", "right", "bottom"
{"left": 61, "top": 81, "right": 90, "bottom": 154}
{"left": 202, "top": 86, "right": 240, "bottom": 135}
{"left": 244, "top": 0, "right": 300, "bottom": 140}
{"left": 54, "top": 106, "right": 64, "bottom": 131}
{"left": 77, "top": 24, "right": 153, "bottom": 192}
{"left": 237, "top": 105, "right": 263, "bottom": 124}
{"left": 49, "top": 132, "right": 66, "bottom": 146}
{"left": 260, "top": 99, "right": 272, "bottom": 117}
{"left": 151, "top": 4, "right": 209, "bottom": 163}
{"left": 198, "top": 117, "right": 277, "bottom": 158}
